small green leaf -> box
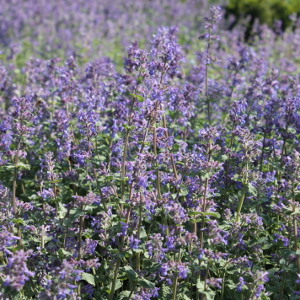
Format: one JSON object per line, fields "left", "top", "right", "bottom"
{"left": 69, "top": 208, "right": 85, "bottom": 222}
{"left": 58, "top": 202, "right": 67, "bottom": 219}
{"left": 130, "top": 93, "right": 144, "bottom": 102}
{"left": 12, "top": 218, "right": 24, "bottom": 225}
{"left": 81, "top": 273, "right": 95, "bottom": 286}
{"left": 188, "top": 211, "right": 220, "bottom": 218}
{"left": 247, "top": 183, "right": 257, "bottom": 196}
{"left": 188, "top": 211, "right": 202, "bottom": 216}
{"left": 203, "top": 211, "right": 221, "bottom": 218}
{"left": 137, "top": 278, "right": 155, "bottom": 289}
{"left": 58, "top": 248, "right": 73, "bottom": 258}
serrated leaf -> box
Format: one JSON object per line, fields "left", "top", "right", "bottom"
{"left": 68, "top": 208, "right": 85, "bottom": 222}
{"left": 203, "top": 211, "right": 220, "bottom": 218}
{"left": 4, "top": 164, "right": 16, "bottom": 170}
{"left": 17, "top": 162, "right": 31, "bottom": 170}
{"left": 188, "top": 211, "right": 202, "bottom": 216}
{"left": 160, "top": 284, "right": 171, "bottom": 300}
{"left": 58, "top": 202, "right": 67, "bottom": 219}
{"left": 247, "top": 183, "right": 257, "bottom": 196}
{"left": 81, "top": 273, "right": 95, "bottom": 286}
{"left": 130, "top": 93, "right": 144, "bottom": 102}
{"left": 117, "top": 291, "right": 130, "bottom": 300}
{"left": 12, "top": 218, "right": 24, "bottom": 225}
{"left": 178, "top": 294, "right": 192, "bottom": 300}
{"left": 197, "top": 279, "right": 205, "bottom": 291}
{"left": 139, "top": 227, "right": 147, "bottom": 239}
{"left": 115, "top": 279, "right": 122, "bottom": 291}
{"left": 188, "top": 211, "right": 220, "bottom": 218}
{"left": 58, "top": 248, "right": 73, "bottom": 258}
{"left": 202, "top": 289, "right": 216, "bottom": 300}
{"left": 137, "top": 278, "right": 155, "bottom": 289}
{"left": 124, "top": 266, "right": 138, "bottom": 281}
{"left": 221, "top": 154, "right": 229, "bottom": 160}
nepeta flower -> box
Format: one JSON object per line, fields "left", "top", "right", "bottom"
{"left": 237, "top": 277, "right": 245, "bottom": 293}
{"left": 2, "top": 250, "right": 35, "bottom": 291}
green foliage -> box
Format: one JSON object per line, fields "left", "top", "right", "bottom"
{"left": 226, "top": 0, "right": 300, "bottom": 31}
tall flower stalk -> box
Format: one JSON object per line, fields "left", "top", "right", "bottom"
{"left": 199, "top": 6, "right": 222, "bottom": 125}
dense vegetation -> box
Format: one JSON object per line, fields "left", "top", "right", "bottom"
{"left": 1, "top": 1, "right": 300, "bottom": 299}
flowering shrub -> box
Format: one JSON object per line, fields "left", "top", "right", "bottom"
{"left": 1, "top": 1, "right": 300, "bottom": 300}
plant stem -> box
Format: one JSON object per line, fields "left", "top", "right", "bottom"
{"left": 162, "top": 115, "right": 178, "bottom": 181}
{"left": 109, "top": 208, "right": 131, "bottom": 300}
{"left": 205, "top": 28, "right": 212, "bottom": 125}
{"left": 12, "top": 140, "right": 20, "bottom": 215}
{"left": 278, "top": 271, "right": 287, "bottom": 300}
{"left": 120, "top": 72, "right": 142, "bottom": 213}
{"left": 136, "top": 194, "right": 143, "bottom": 271}
{"left": 292, "top": 187, "right": 300, "bottom": 279}
{"left": 153, "top": 126, "right": 162, "bottom": 199}
{"left": 200, "top": 177, "right": 209, "bottom": 248}
{"left": 172, "top": 249, "right": 182, "bottom": 300}
{"left": 127, "top": 282, "right": 137, "bottom": 300}
{"left": 12, "top": 140, "right": 23, "bottom": 248}
{"left": 78, "top": 213, "right": 84, "bottom": 260}
{"left": 172, "top": 273, "right": 179, "bottom": 300}
{"left": 236, "top": 163, "right": 248, "bottom": 222}
{"left": 200, "top": 144, "right": 211, "bottom": 247}
{"left": 235, "top": 183, "right": 247, "bottom": 223}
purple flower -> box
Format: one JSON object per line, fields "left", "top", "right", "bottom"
{"left": 165, "top": 236, "right": 175, "bottom": 250}
{"left": 120, "top": 222, "right": 129, "bottom": 236}
{"left": 255, "top": 284, "right": 264, "bottom": 297}
{"left": 2, "top": 249, "right": 35, "bottom": 291}
{"left": 237, "top": 277, "right": 245, "bottom": 293}
{"left": 159, "top": 263, "right": 168, "bottom": 276}
{"left": 137, "top": 176, "right": 148, "bottom": 188}
{"left": 129, "top": 235, "right": 140, "bottom": 250}
{"left": 82, "top": 239, "right": 98, "bottom": 255}
{"left": 81, "top": 284, "right": 95, "bottom": 299}
{"left": 177, "top": 263, "right": 188, "bottom": 279}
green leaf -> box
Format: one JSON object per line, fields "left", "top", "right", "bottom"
{"left": 124, "top": 266, "right": 138, "bottom": 281}
{"left": 139, "top": 227, "right": 147, "bottom": 239}
{"left": 202, "top": 289, "right": 216, "bottom": 300}
{"left": 247, "top": 183, "right": 257, "bottom": 196}
{"left": 178, "top": 294, "right": 192, "bottom": 300}
{"left": 115, "top": 279, "right": 123, "bottom": 291}
{"left": 81, "top": 273, "right": 95, "bottom": 286}
{"left": 68, "top": 208, "right": 85, "bottom": 222}
{"left": 12, "top": 218, "right": 24, "bottom": 225}
{"left": 4, "top": 164, "right": 16, "bottom": 170}
{"left": 58, "top": 248, "right": 73, "bottom": 258}
{"left": 188, "top": 211, "right": 202, "bottom": 216}
{"left": 197, "top": 279, "right": 205, "bottom": 291}
{"left": 58, "top": 202, "right": 67, "bottom": 219}
{"left": 17, "top": 162, "right": 31, "bottom": 170}
{"left": 221, "top": 154, "right": 229, "bottom": 160}
{"left": 131, "top": 94, "right": 144, "bottom": 102}
{"left": 188, "top": 211, "right": 220, "bottom": 218}
{"left": 117, "top": 291, "right": 130, "bottom": 300}
{"left": 160, "top": 284, "right": 171, "bottom": 300}
{"left": 203, "top": 211, "right": 221, "bottom": 218}
{"left": 137, "top": 278, "right": 155, "bottom": 289}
